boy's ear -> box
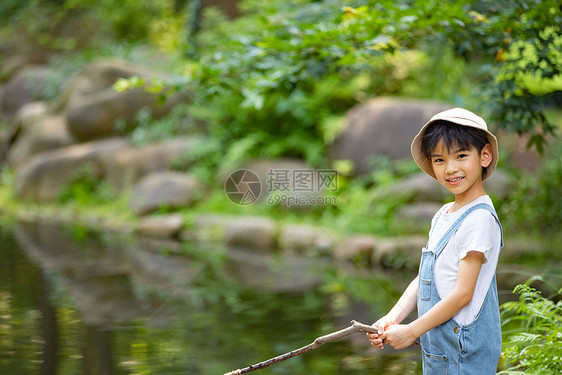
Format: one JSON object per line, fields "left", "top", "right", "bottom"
{"left": 480, "top": 143, "right": 493, "bottom": 168}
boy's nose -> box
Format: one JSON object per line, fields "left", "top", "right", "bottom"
{"left": 445, "top": 161, "right": 459, "bottom": 174}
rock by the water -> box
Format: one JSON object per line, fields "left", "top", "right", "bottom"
{"left": 278, "top": 223, "right": 333, "bottom": 255}
{"left": 135, "top": 213, "right": 184, "bottom": 239}
{"left": 129, "top": 171, "right": 204, "bottom": 215}
{"left": 104, "top": 136, "right": 199, "bottom": 192}
{"left": 14, "top": 138, "right": 130, "bottom": 202}
{"left": 223, "top": 216, "right": 277, "bottom": 251}
{"left": 180, "top": 214, "right": 238, "bottom": 243}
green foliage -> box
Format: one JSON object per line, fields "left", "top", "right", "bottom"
{"left": 499, "top": 278, "right": 562, "bottom": 374}
{"left": 0, "top": 0, "right": 179, "bottom": 54}
{"left": 186, "top": 1, "right": 398, "bottom": 167}
{"left": 500, "top": 139, "right": 562, "bottom": 234}
{"left": 124, "top": 105, "right": 201, "bottom": 146}
{"left": 321, "top": 179, "right": 411, "bottom": 236}
{"left": 470, "top": 0, "right": 561, "bottom": 152}
{"left": 101, "top": 0, "right": 558, "bottom": 176}
{"left": 58, "top": 163, "right": 115, "bottom": 206}
{"left": 186, "top": 0, "right": 559, "bottom": 157}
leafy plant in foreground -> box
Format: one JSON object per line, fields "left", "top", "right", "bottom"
{"left": 499, "top": 278, "right": 562, "bottom": 374}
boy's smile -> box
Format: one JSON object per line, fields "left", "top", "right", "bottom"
{"left": 430, "top": 140, "right": 493, "bottom": 209}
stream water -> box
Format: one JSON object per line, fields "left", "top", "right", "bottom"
{"left": 0, "top": 220, "right": 422, "bottom": 375}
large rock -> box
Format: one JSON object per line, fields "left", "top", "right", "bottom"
{"left": 0, "top": 66, "right": 51, "bottom": 122}
{"left": 129, "top": 171, "right": 204, "bottom": 215}
{"left": 14, "top": 138, "right": 130, "bottom": 202}
{"left": 55, "top": 59, "right": 183, "bottom": 141}
{"left": 104, "top": 136, "right": 199, "bottom": 192}
{"left": 8, "top": 114, "right": 75, "bottom": 168}
{"left": 329, "top": 97, "right": 452, "bottom": 176}
{"left": 54, "top": 59, "right": 153, "bottom": 111}
{"left": 65, "top": 88, "right": 160, "bottom": 141}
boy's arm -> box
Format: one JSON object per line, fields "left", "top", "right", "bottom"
{"left": 367, "top": 275, "right": 418, "bottom": 349}
{"left": 380, "top": 251, "right": 484, "bottom": 350}
{"left": 385, "top": 275, "right": 419, "bottom": 324}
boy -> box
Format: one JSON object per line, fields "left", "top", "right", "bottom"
{"left": 366, "top": 108, "right": 503, "bottom": 374}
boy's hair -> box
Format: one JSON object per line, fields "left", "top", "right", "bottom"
{"left": 420, "top": 120, "right": 490, "bottom": 177}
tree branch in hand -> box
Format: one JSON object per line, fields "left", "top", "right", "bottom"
{"left": 224, "top": 320, "right": 377, "bottom": 375}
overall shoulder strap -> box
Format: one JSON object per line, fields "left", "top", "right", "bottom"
{"left": 434, "top": 203, "right": 503, "bottom": 258}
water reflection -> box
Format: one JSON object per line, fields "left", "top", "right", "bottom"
{"left": 0, "top": 220, "right": 421, "bottom": 375}
{"left": 14, "top": 221, "right": 174, "bottom": 327}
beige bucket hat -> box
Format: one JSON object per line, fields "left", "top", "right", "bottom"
{"left": 410, "top": 107, "right": 499, "bottom": 181}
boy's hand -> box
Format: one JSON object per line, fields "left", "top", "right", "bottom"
{"left": 366, "top": 315, "right": 397, "bottom": 349}
{"left": 378, "top": 324, "right": 416, "bottom": 350}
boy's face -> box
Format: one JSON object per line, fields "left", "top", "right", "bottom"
{"left": 430, "top": 140, "right": 493, "bottom": 200}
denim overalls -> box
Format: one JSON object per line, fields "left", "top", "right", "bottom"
{"left": 418, "top": 203, "right": 503, "bottom": 375}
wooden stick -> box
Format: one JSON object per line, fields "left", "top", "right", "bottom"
{"left": 224, "top": 320, "right": 378, "bottom": 375}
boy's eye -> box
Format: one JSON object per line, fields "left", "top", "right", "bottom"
{"left": 433, "top": 158, "right": 444, "bottom": 163}
{"left": 457, "top": 154, "right": 468, "bottom": 159}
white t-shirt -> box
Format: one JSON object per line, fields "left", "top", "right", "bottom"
{"left": 427, "top": 195, "right": 502, "bottom": 325}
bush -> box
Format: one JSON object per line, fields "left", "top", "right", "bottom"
{"left": 499, "top": 278, "right": 562, "bottom": 374}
